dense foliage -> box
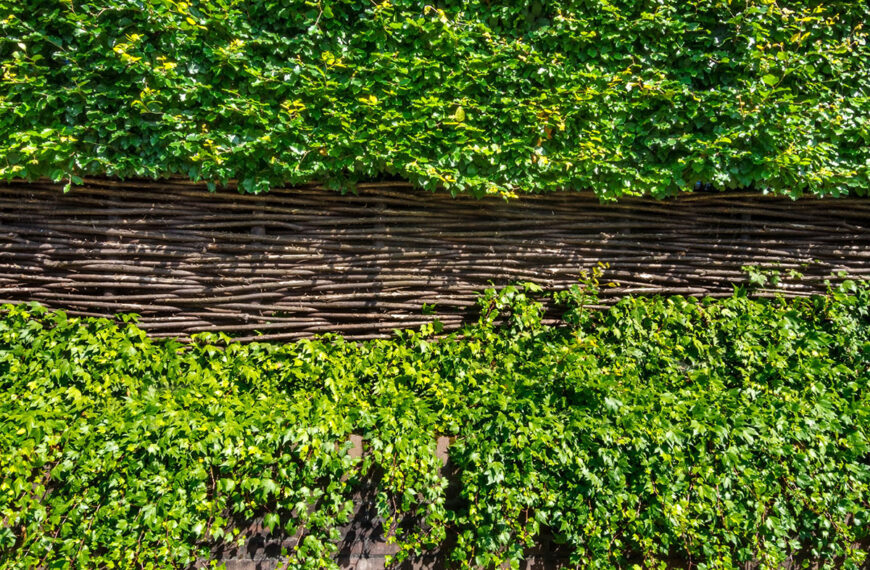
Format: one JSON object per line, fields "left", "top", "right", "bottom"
{"left": 1, "top": 1, "right": 868, "bottom": 198}
{"left": 1, "top": 282, "right": 869, "bottom": 568}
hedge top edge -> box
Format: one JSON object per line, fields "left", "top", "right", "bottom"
{"left": 1, "top": 0, "right": 868, "bottom": 198}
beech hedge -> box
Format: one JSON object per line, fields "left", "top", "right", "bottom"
{"left": 1, "top": 1, "right": 869, "bottom": 198}
{"left": 1, "top": 282, "right": 869, "bottom": 568}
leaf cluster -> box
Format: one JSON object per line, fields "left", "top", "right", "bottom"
{"left": 1, "top": 1, "right": 869, "bottom": 197}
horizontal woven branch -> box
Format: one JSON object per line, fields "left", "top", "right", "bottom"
{"left": 1, "top": 179, "right": 868, "bottom": 340}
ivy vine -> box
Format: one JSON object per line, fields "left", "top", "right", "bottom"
{"left": 1, "top": 282, "right": 868, "bottom": 568}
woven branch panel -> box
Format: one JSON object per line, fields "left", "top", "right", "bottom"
{"left": 1, "top": 179, "right": 868, "bottom": 341}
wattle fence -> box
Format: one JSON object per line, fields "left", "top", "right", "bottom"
{"left": 2, "top": 180, "right": 870, "bottom": 568}
{"left": 1, "top": 179, "right": 868, "bottom": 341}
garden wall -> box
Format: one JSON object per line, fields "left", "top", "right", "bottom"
{"left": 1, "top": 179, "right": 868, "bottom": 340}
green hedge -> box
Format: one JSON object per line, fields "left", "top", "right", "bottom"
{"left": 1, "top": 282, "right": 869, "bottom": 568}
{"left": 1, "top": 1, "right": 868, "bottom": 198}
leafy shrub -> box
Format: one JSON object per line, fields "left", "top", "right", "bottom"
{"left": 0, "top": 282, "right": 869, "bottom": 568}
{"left": 1, "top": 1, "right": 868, "bottom": 198}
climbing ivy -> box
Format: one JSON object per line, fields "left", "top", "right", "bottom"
{"left": 1, "top": 1, "right": 868, "bottom": 198}
{"left": 1, "top": 282, "right": 868, "bottom": 568}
